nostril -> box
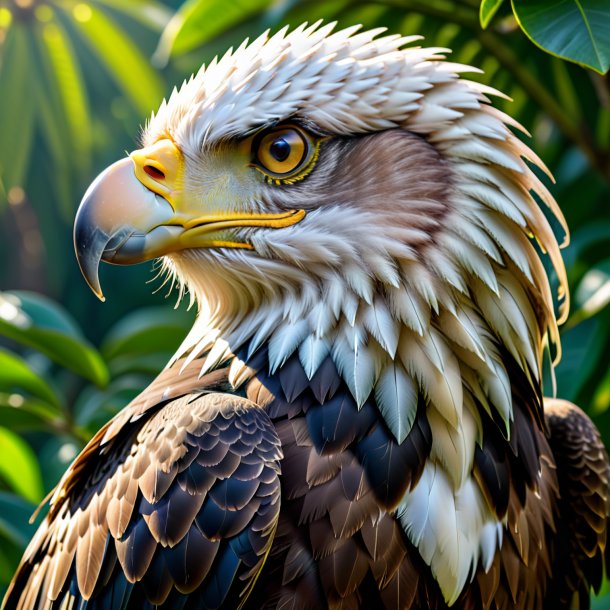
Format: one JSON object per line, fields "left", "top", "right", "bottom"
{"left": 144, "top": 165, "right": 165, "bottom": 180}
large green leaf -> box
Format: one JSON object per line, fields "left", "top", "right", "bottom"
{"left": 108, "top": 352, "right": 172, "bottom": 378}
{"left": 0, "top": 428, "right": 44, "bottom": 503}
{"left": 512, "top": 0, "right": 610, "bottom": 75}
{"left": 155, "top": 0, "right": 273, "bottom": 62}
{"left": 101, "top": 306, "right": 193, "bottom": 360}
{"left": 0, "top": 349, "right": 61, "bottom": 407}
{"left": 0, "top": 291, "right": 108, "bottom": 387}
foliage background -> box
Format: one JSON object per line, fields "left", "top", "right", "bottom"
{"left": 1, "top": 0, "right": 610, "bottom": 605}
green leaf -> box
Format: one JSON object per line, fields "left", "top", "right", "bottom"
{"left": 0, "top": 492, "right": 38, "bottom": 549}
{"left": 64, "top": 4, "right": 164, "bottom": 117}
{"left": 38, "top": 436, "right": 82, "bottom": 492}
{"left": 0, "top": 23, "right": 35, "bottom": 202}
{"left": 101, "top": 306, "right": 193, "bottom": 360}
{"left": 155, "top": 0, "right": 272, "bottom": 62}
{"left": 31, "top": 63, "right": 73, "bottom": 210}
{"left": 39, "top": 8, "right": 92, "bottom": 169}
{"left": 563, "top": 220, "right": 610, "bottom": 269}
{"left": 74, "top": 374, "right": 151, "bottom": 429}
{"left": 95, "top": 0, "right": 173, "bottom": 31}
{"left": 593, "top": 580, "right": 610, "bottom": 608}
{"left": 592, "top": 365, "right": 610, "bottom": 415}
{"left": 0, "top": 428, "right": 44, "bottom": 503}
{"left": 480, "top": 0, "right": 505, "bottom": 29}
{"left": 0, "top": 291, "right": 109, "bottom": 387}
{"left": 0, "top": 540, "right": 19, "bottom": 591}
{"left": 551, "top": 58, "right": 582, "bottom": 121}
{"left": 0, "top": 392, "right": 65, "bottom": 433}
{"left": 556, "top": 316, "right": 609, "bottom": 401}
{"left": 573, "top": 259, "right": 610, "bottom": 321}
{"left": 512, "top": 0, "right": 610, "bottom": 74}
{"left": 0, "top": 349, "right": 61, "bottom": 407}
{"left": 0, "top": 491, "right": 39, "bottom": 593}
{"left": 108, "top": 352, "right": 172, "bottom": 378}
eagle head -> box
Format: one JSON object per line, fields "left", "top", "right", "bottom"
{"left": 74, "top": 21, "right": 568, "bottom": 387}
{"left": 75, "top": 18, "right": 569, "bottom": 397}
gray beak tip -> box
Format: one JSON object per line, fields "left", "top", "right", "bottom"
{"left": 73, "top": 156, "right": 175, "bottom": 299}
{"left": 74, "top": 248, "right": 107, "bottom": 302}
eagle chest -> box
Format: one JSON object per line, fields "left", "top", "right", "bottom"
{"left": 237, "top": 343, "right": 554, "bottom": 610}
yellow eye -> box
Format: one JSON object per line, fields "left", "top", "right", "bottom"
{"left": 252, "top": 126, "right": 319, "bottom": 183}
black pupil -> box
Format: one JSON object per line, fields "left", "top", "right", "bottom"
{"left": 269, "top": 137, "right": 291, "bottom": 162}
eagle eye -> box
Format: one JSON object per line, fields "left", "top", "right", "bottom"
{"left": 251, "top": 125, "right": 321, "bottom": 184}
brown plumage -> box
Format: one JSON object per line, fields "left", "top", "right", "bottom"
{"left": 4, "top": 23, "right": 610, "bottom": 610}
{"left": 6, "top": 373, "right": 282, "bottom": 610}
{"left": 544, "top": 399, "right": 610, "bottom": 609}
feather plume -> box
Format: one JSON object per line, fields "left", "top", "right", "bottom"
{"left": 375, "top": 362, "right": 418, "bottom": 443}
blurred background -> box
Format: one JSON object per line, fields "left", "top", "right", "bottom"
{"left": 1, "top": 0, "right": 609, "bottom": 604}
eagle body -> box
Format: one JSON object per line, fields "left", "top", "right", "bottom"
{"left": 3, "top": 22, "right": 610, "bottom": 610}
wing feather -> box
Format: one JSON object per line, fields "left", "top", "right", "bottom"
{"left": 3, "top": 392, "right": 282, "bottom": 610}
{"left": 544, "top": 399, "right": 610, "bottom": 607}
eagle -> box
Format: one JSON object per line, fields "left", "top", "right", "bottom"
{"left": 3, "top": 22, "right": 610, "bottom": 610}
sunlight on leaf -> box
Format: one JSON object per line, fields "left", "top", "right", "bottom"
{"left": 95, "top": 0, "right": 172, "bottom": 31}
{"left": 0, "top": 392, "right": 65, "bottom": 433}
{"left": 155, "top": 0, "right": 273, "bottom": 62}
{"left": 64, "top": 3, "right": 164, "bottom": 118}
{"left": 480, "top": 0, "right": 505, "bottom": 29}
{"left": 38, "top": 13, "right": 92, "bottom": 176}
{"left": 0, "top": 291, "right": 109, "bottom": 387}
{"left": 573, "top": 259, "right": 610, "bottom": 321}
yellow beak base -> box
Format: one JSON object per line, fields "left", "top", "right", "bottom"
{"left": 73, "top": 144, "right": 306, "bottom": 301}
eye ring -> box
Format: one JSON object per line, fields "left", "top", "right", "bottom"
{"left": 251, "top": 125, "right": 320, "bottom": 184}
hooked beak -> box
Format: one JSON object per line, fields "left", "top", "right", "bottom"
{"left": 73, "top": 139, "right": 305, "bottom": 301}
